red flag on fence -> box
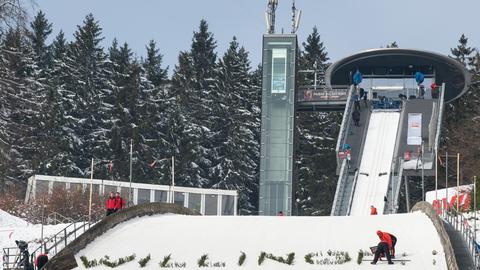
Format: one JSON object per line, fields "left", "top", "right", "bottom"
{"left": 108, "top": 161, "right": 113, "bottom": 173}
{"left": 149, "top": 160, "right": 157, "bottom": 168}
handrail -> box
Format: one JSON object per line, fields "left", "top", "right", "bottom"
{"left": 392, "top": 159, "right": 405, "bottom": 214}
{"left": 330, "top": 159, "right": 348, "bottom": 216}
{"left": 441, "top": 208, "right": 479, "bottom": 268}
{"left": 434, "top": 83, "right": 446, "bottom": 154}
{"left": 346, "top": 169, "right": 360, "bottom": 215}
{"left": 335, "top": 85, "right": 355, "bottom": 171}
{"left": 47, "top": 211, "right": 76, "bottom": 225}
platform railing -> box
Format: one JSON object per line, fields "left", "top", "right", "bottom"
{"left": 440, "top": 208, "right": 479, "bottom": 268}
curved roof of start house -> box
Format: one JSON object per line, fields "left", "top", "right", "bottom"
{"left": 325, "top": 48, "right": 471, "bottom": 102}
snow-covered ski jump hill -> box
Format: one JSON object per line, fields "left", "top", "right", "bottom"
{"left": 73, "top": 212, "right": 447, "bottom": 269}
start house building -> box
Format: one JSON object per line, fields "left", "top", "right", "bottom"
{"left": 25, "top": 175, "right": 238, "bottom": 216}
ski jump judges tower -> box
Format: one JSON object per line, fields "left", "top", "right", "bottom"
{"left": 258, "top": 2, "right": 470, "bottom": 216}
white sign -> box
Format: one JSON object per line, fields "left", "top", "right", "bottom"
{"left": 407, "top": 113, "right": 422, "bottom": 145}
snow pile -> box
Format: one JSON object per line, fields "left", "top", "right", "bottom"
{"left": 75, "top": 212, "right": 446, "bottom": 269}
{"left": 0, "top": 209, "right": 29, "bottom": 227}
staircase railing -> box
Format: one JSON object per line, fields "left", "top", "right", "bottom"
{"left": 2, "top": 213, "right": 99, "bottom": 270}
{"left": 346, "top": 169, "right": 360, "bottom": 215}
{"left": 330, "top": 159, "right": 348, "bottom": 216}
{"left": 335, "top": 85, "right": 355, "bottom": 174}
{"left": 441, "top": 208, "right": 479, "bottom": 268}
{"left": 434, "top": 83, "right": 446, "bottom": 154}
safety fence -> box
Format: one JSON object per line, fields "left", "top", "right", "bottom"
{"left": 441, "top": 208, "right": 479, "bottom": 268}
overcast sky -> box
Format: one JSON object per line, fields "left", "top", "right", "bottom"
{"left": 35, "top": 0, "right": 479, "bottom": 73}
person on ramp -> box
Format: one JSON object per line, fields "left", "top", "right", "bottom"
{"left": 370, "top": 205, "right": 378, "bottom": 215}
{"left": 383, "top": 232, "right": 397, "bottom": 258}
{"left": 371, "top": 230, "right": 394, "bottom": 265}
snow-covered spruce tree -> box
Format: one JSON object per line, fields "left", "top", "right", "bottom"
{"left": 27, "top": 11, "right": 52, "bottom": 69}
{"left": 0, "top": 27, "right": 44, "bottom": 188}
{"left": 295, "top": 26, "right": 340, "bottom": 215}
{"left": 143, "top": 39, "right": 168, "bottom": 87}
{"left": 170, "top": 50, "right": 206, "bottom": 187}
{"left": 441, "top": 34, "right": 480, "bottom": 183}
{"left": 67, "top": 13, "right": 112, "bottom": 176}
{"left": 211, "top": 37, "right": 259, "bottom": 212}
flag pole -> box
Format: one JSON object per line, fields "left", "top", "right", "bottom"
{"left": 435, "top": 148, "right": 438, "bottom": 204}
{"left": 446, "top": 152, "right": 448, "bottom": 211}
{"left": 129, "top": 139, "right": 133, "bottom": 205}
{"left": 88, "top": 158, "right": 94, "bottom": 222}
{"left": 171, "top": 156, "right": 175, "bottom": 203}
{"left": 457, "top": 153, "right": 460, "bottom": 212}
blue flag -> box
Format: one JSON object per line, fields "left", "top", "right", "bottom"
{"left": 353, "top": 70, "right": 363, "bottom": 85}
{"left": 415, "top": 72, "right": 425, "bottom": 85}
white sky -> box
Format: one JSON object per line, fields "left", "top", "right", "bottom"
{"left": 34, "top": 0, "right": 480, "bottom": 73}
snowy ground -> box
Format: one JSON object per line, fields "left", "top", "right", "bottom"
{"left": 75, "top": 212, "right": 446, "bottom": 269}
{"left": 350, "top": 111, "right": 400, "bottom": 215}
{"left": 0, "top": 209, "right": 78, "bottom": 270}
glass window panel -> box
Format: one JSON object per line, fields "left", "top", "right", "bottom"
{"left": 205, "top": 195, "right": 218, "bottom": 215}
{"left": 36, "top": 180, "right": 50, "bottom": 195}
{"left": 221, "top": 195, "right": 234, "bottom": 215}
{"left": 188, "top": 193, "right": 201, "bottom": 213}
{"left": 104, "top": 185, "right": 117, "bottom": 197}
{"left": 154, "top": 190, "right": 168, "bottom": 202}
{"left": 137, "top": 189, "right": 151, "bottom": 204}
{"left": 52, "top": 181, "right": 65, "bottom": 191}
{"left": 174, "top": 192, "right": 185, "bottom": 206}
{"left": 271, "top": 49, "right": 287, "bottom": 93}
{"left": 70, "top": 183, "right": 83, "bottom": 193}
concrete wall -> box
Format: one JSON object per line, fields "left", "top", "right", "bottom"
{"left": 411, "top": 202, "right": 459, "bottom": 270}
{"left": 43, "top": 202, "right": 198, "bottom": 270}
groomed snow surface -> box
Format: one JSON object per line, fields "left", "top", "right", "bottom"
{"left": 75, "top": 212, "right": 446, "bottom": 269}
{"left": 350, "top": 111, "right": 400, "bottom": 216}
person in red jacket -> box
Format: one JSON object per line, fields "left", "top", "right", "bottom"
{"left": 371, "top": 230, "right": 394, "bottom": 265}
{"left": 105, "top": 192, "right": 116, "bottom": 216}
{"left": 114, "top": 192, "right": 125, "bottom": 212}
{"left": 383, "top": 231, "right": 397, "bottom": 258}
{"left": 35, "top": 252, "right": 49, "bottom": 269}
{"left": 370, "top": 205, "right": 378, "bottom": 215}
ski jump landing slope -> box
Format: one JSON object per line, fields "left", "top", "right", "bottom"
{"left": 73, "top": 213, "right": 446, "bottom": 270}
{"left": 350, "top": 111, "right": 400, "bottom": 216}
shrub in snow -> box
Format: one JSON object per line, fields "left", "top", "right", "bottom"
{"left": 173, "top": 262, "right": 186, "bottom": 268}
{"left": 432, "top": 250, "right": 438, "bottom": 255}
{"left": 138, "top": 254, "right": 151, "bottom": 267}
{"left": 357, "top": 250, "right": 364, "bottom": 265}
{"left": 238, "top": 252, "right": 246, "bottom": 266}
{"left": 197, "top": 254, "right": 209, "bottom": 267}
{"left": 159, "top": 254, "right": 172, "bottom": 268}
{"left": 80, "top": 256, "right": 98, "bottom": 268}
{"left": 99, "top": 254, "right": 136, "bottom": 267}
{"left": 263, "top": 252, "right": 295, "bottom": 265}
{"left": 304, "top": 252, "right": 315, "bottom": 264}
{"left": 258, "top": 252, "right": 267, "bottom": 265}
{"left": 432, "top": 259, "right": 436, "bottom": 265}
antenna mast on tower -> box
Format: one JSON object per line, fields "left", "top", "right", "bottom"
{"left": 265, "top": 0, "right": 279, "bottom": 34}
{"left": 291, "top": 0, "right": 302, "bottom": 34}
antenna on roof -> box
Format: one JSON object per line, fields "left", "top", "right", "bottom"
{"left": 291, "top": 0, "right": 302, "bottom": 34}
{"left": 265, "top": 0, "right": 279, "bottom": 34}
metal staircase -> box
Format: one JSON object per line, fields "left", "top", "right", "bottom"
{"left": 2, "top": 213, "right": 98, "bottom": 270}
